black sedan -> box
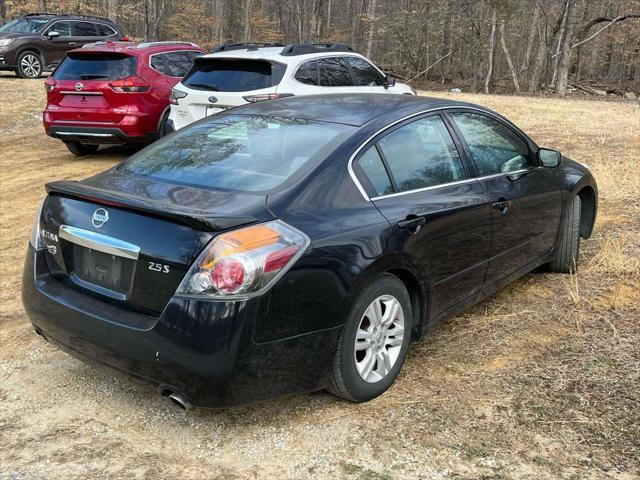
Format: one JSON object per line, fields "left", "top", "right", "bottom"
{"left": 22, "top": 94, "right": 598, "bottom": 408}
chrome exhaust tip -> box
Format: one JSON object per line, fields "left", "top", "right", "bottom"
{"left": 167, "top": 392, "right": 192, "bottom": 410}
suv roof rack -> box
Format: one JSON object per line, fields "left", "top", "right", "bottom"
{"left": 211, "top": 42, "right": 285, "bottom": 53}
{"left": 279, "top": 43, "right": 354, "bottom": 56}
{"left": 24, "top": 12, "right": 115, "bottom": 23}
{"left": 137, "top": 41, "right": 199, "bottom": 49}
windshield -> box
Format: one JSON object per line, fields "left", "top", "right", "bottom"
{"left": 0, "top": 17, "right": 49, "bottom": 33}
{"left": 183, "top": 59, "right": 286, "bottom": 92}
{"left": 119, "top": 115, "right": 354, "bottom": 192}
{"left": 53, "top": 53, "right": 137, "bottom": 81}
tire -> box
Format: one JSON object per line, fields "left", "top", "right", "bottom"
{"left": 157, "top": 111, "right": 171, "bottom": 139}
{"left": 327, "top": 274, "right": 413, "bottom": 402}
{"left": 16, "top": 51, "right": 43, "bottom": 79}
{"left": 64, "top": 142, "right": 99, "bottom": 157}
{"left": 549, "top": 195, "right": 581, "bottom": 273}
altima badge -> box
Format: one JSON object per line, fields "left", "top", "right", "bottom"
{"left": 91, "top": 208, "right": 109, "bottom": 228}
{"left": 75, "top": 82, "right": 84, "bottom": 92}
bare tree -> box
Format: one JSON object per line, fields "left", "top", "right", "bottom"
{"left": 484, "top": 8, "right": 497, "bottom": 93}
{"left": 555, "top": 0, "right": 577, "bottom": 95}
{"left": 365, "top": 0, "right": 377, "bottom": 58}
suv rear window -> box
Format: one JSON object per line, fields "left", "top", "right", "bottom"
{"left": 53, "top": 53, "right": 136, "bottom": 81}
{"left": 120, "top": 114, "right": 354, "bottom": 192}
{"left": 183, "top": 59, "right": 286, "bottom": 92}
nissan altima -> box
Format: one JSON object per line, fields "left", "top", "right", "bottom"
{"left": 22, "top": 94, "right": 598, "bottom": 408}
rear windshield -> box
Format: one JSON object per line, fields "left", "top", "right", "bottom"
{"left": 183, "top": 59, "right": 285, "bottom": 92}
{"left": 119, "top": 115, "right": 354, "bottom": 192}
{"left": 53, "top": 53, "right": 137, "bottom": 81}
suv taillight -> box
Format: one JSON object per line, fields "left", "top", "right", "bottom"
{"left": 44, "top": 77, "right": 56, "bottom": 92}
{"left": 169, "top": 88, "right": 188, "bottom": 105}
{"left": 109, "top": 76, "right": 150, "bottom": 93}
{"left": 243, "top": 93, "right": 294, "bottom": 103}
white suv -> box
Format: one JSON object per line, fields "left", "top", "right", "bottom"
{"left": 169, "top": 43, "right": 415, "bottom": 130}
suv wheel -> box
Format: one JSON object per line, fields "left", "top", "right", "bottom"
{"left": 326, "top": 274, "right": 412, "bottom": 402}
{"left": 64, "top": 142, "right": 99, "bottom": 157}
{"left": 16, "top": 51, "right": 43, "bottom": 79}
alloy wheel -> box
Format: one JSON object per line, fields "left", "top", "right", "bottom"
{"left": 354, "top": 294, "right": 405, "bottom": 383}
{"left": 21, "top": 54, "right": 41, "bottom": 78}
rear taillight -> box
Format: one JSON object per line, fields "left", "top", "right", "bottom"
{"left": 120, "top": 36, "right": 129, "bottom": 41}
{"left": 29, "top": 199, "right": 45, "bottom": 250}
{"left": 109, "top": 76, "right": 150, "bottom": 93}
{"left": 243, "top": 93, "right": 294, "bottom": 103}
{"left": 177, "top": 220, "right": 309, "bottom": 298}
{"left": 169, "top": 88, "right": 188, "bottom": 105}
{"left": 44, "top": 77, "right": 56, "bottom": 92}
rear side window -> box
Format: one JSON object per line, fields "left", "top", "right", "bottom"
{"left": 183, "top": 59, "right": 285, "bottom": 92}
{"left": 73, "top": 22, "right": 97, "bottom": 36}
{"left": 53, "top": 53, "right": 136, "bottom": 81}
{"left": 377, "top": 116, "right": 465, "bottom": 193}
{"left": 294, "top": 60, "right": 318, "bottom": 85}
{"left": 449, "top": 112, "right": 534, "bottom": 176}
{"left": 356, "top": 147, "right": 393, "bottom": 197}
{"left": 96, "top": 24, "right": 117, "bottom": 37}
{"left": 318, "top": 57, "right": 353, "bottom": 87}
{"left": 347, "top": 57, "right": 384, "bottom": 86}
{"left": 150, "top": 51, "right": 195, "bottom": 77}
{"left": 120, "top": 115, "right": 354, "bottom": 192}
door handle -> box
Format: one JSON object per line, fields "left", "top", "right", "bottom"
{"left": 398, "top": 215, "right": 426, "bottom": 233}
{"left": 492, "top": 199, "right": 512, "bottom": 214}
{"left": 68, "top": 42, "right": 77, "bottom": 45}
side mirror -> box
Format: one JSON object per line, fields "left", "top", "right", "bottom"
{"left": 384, "top": 75, "right": 396, "bottom": 88}
{"left": 538, "top": 148, "right": 561, "bottom": 167}
{"left": 47, "top": 31, "right": 60, "bottom": 38}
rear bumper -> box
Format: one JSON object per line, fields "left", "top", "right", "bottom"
{"left": 45, "top": 126, "right": 155, "bottom": 145}
{"left": 21, "top": 247, "right": 340, "bottom": 407}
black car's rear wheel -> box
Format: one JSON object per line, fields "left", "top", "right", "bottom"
{"left": 549, "top": 195, "right": 581, "bottom": 273}
{"left": 64, "top": 142, "right": 99, "bottom": 157}
{"left": 327, "top": 274, "right": 412, "bottom": 402}
{"left": 16, "top": 51, "right": 43, "bottom": 79}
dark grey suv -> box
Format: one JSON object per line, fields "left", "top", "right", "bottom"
{"left": 0, "top": 13, "right": 126, "bottom": 78}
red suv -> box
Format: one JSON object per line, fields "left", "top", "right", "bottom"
{"left": 43, "top": 41, "right": 204, "bottom": 156}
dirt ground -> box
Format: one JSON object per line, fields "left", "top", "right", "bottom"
{"left": 0, "top": 74, "right": 638, "bottom": 479}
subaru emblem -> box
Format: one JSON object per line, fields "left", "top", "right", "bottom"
{"left": 75, "top": 82, "right": 84, "bottom": 92}
{"left": 91, "top": 208, "right": 109, "bottom": 229}
{"left": 208, "top": 96, "right": 218, "bottom": 104}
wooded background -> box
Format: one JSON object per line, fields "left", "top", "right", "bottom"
{"left": 1, "top": 0, "right": 639, "bottom": 96}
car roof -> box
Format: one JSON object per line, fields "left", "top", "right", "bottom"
{"left": 199, "top": 46, "right": 367, "bottom": 65}
{"left": 229, "top": 94, "right": 483, "bottom": 127}
{"left": 24, "top": 13, "right": 118, "bottom": 24}
{"left": 71, "top": 41, "right": 202, "bottom": 55}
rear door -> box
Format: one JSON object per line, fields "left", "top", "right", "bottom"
{"left": 47, "top": 52, "right": 137, "bottom": 125}
{"left": 353, "top": 114, "right": 492, "bottom": 316}
{"left": 447, "top": 110, "right": 562, "bottom": 285}
{"left": 71, "top": 21, "right": 102, "bottom": 47}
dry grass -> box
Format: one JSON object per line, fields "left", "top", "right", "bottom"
{"left": 0, "top": 77, "right": 639, "bottom": 479}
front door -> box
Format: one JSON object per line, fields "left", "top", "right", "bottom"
{"left": 42, "top": 21, "right": 75, "bottom": 66}
{"left": 448, "top": 111, "right": 563, "bottom": 285}
{"left": 354, "top": 114, "right": 492, "bottom": 317}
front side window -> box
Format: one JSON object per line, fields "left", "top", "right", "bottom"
{"left": 377, "top": 116, "right": 465, "bottom": 193}
{"left": 318, "top": 57, "right": 353, "bottom": 87}
{"left": 347, "top": 57, "right": 384, "bottom": 86}
{"left": 73, "top": 22, "right": 97, "bottom": 37}
{"left": 449, "top": 112, "right": 534, "bottom": 175}
{"left": 119, "top": 115, "right": 355, "bottom": 192}
{"left": 356, "top": 147, "right": 393, "bottom": 197}
{"left": 47, "top": 21, "right": 72, "bottom": 37}
{"left": 294, "top": 60, "right": 318, "bottom": 85}
{"left": 0, "top": 17, "right": 48, "bottom": 33}
{"left": 53, "top": 53, "right": 136, "bottom": 81}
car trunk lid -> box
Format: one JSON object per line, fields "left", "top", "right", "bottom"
{"left": 40, "top": 173, "right": 273, "bottom": 315}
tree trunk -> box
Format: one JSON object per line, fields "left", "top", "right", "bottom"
{"left": 555, "top": 0, "right": 578, "bottom": 96}
{"left": 528, "top": 21, "right": 547, "bottom": 92}
{"left": 243, "top": 0, "right": 252, "bottom": 41}
{"left": 106, "top": 0, "right": 117, "bottom": 21}
{"left": 0, "top": 0, "right": 6, "bottom": 25}
{"left": 484, "top": 8, "right": 497, "bottom": 94}
{"left": 365, "top": 0, "right": 377, "bottom": 59}
{"left": 37, "top": 0, "right": 47, "bottom": 12}
{"left": 500, "top": 19, "right": 520, "bottom": 92}
{"left": 552, "top": 1, "right": 569, "bottom": 87}
{"left": 521, "top": 1, "right": 541, "bottom": 76}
